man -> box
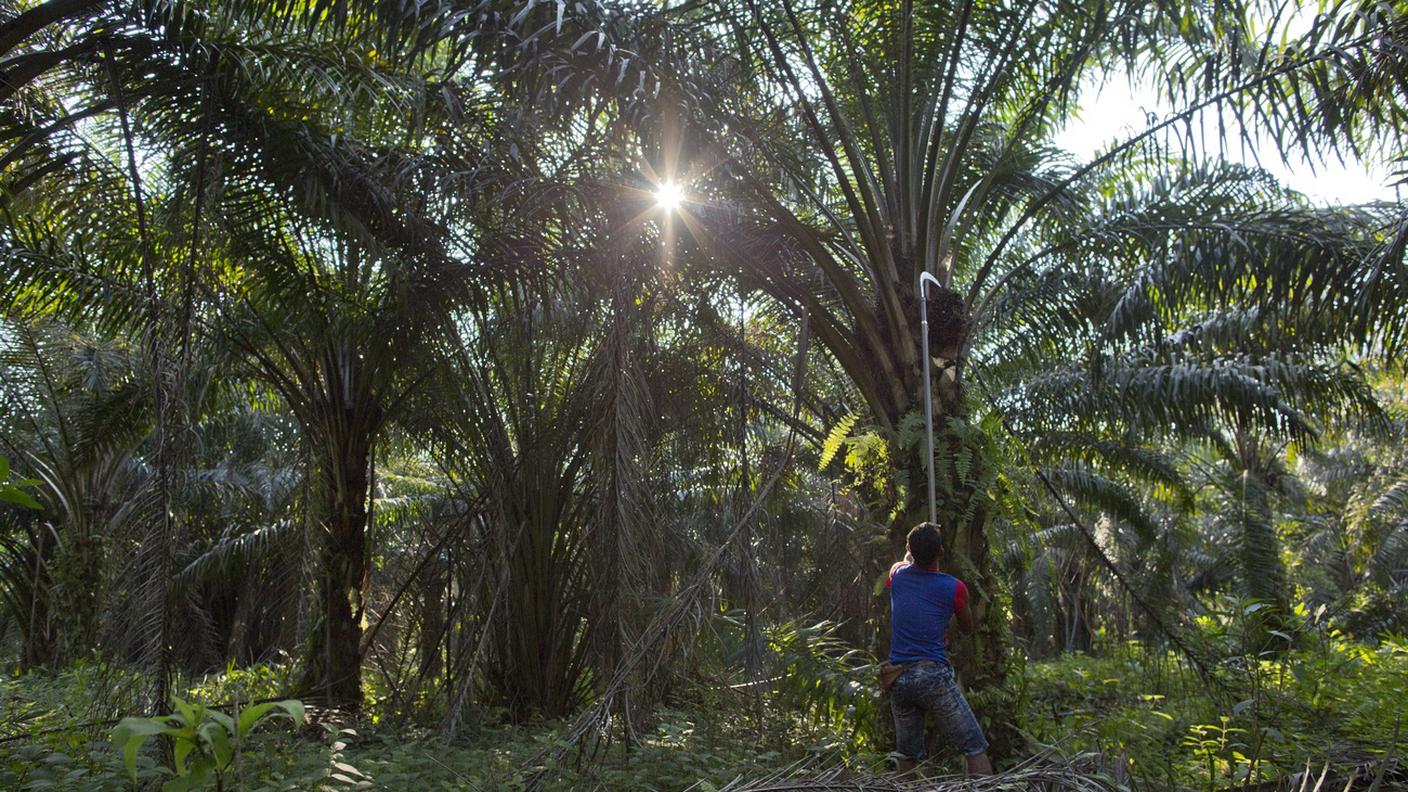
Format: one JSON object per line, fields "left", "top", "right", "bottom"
{"left": 884, "top": 522, "right": 993, "bottom": 777}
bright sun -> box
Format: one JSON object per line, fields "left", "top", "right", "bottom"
{"left": 655, "top": 181, "right": 683, "bottom": 211}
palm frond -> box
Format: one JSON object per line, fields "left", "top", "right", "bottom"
{"left": 173, "top": 519, "right": 301, "bottom": 590}
{"left": 1041, "top": 463, "right": 1157, "bottom": 541}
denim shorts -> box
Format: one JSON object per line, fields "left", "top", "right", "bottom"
{"left": 890, "top": 660, "right": 989, "bottom": 759}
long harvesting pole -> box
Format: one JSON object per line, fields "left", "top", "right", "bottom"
{"left": 919, "top": 272, "right": 940, "bottom": 525}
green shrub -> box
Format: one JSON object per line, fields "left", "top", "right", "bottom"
{"left": 112, "top": 697, "right": 304, "bottom": 792}
{"left": 1020, "top": 636, "right": 1408, "bottom": 789}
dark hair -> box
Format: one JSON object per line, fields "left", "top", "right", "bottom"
{"left": 907, "top": 522, "right": 943, "bottom": 566}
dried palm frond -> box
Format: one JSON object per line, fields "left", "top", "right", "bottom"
{"left": 710, "top": 750, "right": 1127, "bottom": 792}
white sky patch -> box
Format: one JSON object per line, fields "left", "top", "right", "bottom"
{"left": 1054, "top": 76, "right": 1401, "bottom": 206}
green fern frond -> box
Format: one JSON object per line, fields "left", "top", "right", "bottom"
{"left": 818, "top": 413, "right": 858, "bottom": 471}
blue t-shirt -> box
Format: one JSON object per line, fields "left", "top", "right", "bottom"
{"left": 887, "top": 562, "right": 968, "bottom": 664}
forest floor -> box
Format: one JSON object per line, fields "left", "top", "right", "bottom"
{"left": 1, "top": 637, "right": 1405, "bottom": 791}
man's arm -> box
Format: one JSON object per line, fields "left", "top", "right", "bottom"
{"left": 885, "top": 559, "right": 909, "bottom": 589}
{"left": 953, "top": 579, "right": 975, "bottom": 633}
{"left": 954, "top": 600, "right": 976, "bottom": 633}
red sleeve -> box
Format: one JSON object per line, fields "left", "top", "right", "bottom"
{"left": 953, "top": 579, "right": 968, "bottom": 611}
{"left": 886, "top": 562, "right": 908, "bottom": 589}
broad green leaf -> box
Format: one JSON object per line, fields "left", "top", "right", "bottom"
{"left": 236, "top": 699, "right": 304, "bottom": 736}
{"left": 173, "top": 738, "right": 194, "bottom": 776}
{"left": 172, "top": 697, "right": 200, "bottom": 727}
{"left": 0, "top": 488, "right": 42, "bottom": 509}
{"left": 235, "top": 702, "right": 280, "bottom": 737}
{"left": 112, "top": 718, "right": 174, "bottom": 780}
{"left": 278, "top": 699, "right": 305, "bottom": 727}
{"left": 206, "top": 708, "right": 235, "bottom": 737}
{"left": 202, "top": 722, "right": 233, "bottom": 769}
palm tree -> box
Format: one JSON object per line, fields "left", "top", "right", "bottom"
{"left": 635, "top": 0, "right": 1408, "bottom": 749}
{"left": 0, "top": 0, "right": 692, "bottom": 709}
{"left": 1296, "top": 398, "right": 1408, "bottom": 637}
{"left": 0, "top": 322, "right": 154, "bottom": 666}
{"left": 406, "top": 275, "right": 662, "bottom": 721}
{"left": 0, "top": 0, "right": 515, "bottom": 706}
{"left": 2, "top": 0, "right": 1403, "bottom": 728}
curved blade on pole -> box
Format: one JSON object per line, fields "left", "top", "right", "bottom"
{"left": 919, "top": 272, "right": 941, "bottom": 526}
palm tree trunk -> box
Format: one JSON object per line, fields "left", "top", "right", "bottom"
{"left": 18, "top": 522, "right": 57, "bottom": 668}
{"left": 417, "top": 560, "right": 445, "bottom": 681}
{"left": 299, "top": 431, "right": 373, "bottom": 708}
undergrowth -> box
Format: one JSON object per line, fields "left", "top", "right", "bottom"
{"left": 1020, "top": 634, "right": 1408, "bottom": 790}
{"left": 2, "top": 623, "right": 1405, "bottom": 790}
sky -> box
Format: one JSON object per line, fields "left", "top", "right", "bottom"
{"left": 1053, "top": 77, "right": 1402, "bottom": 207}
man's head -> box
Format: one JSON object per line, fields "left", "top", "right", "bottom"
{"left": 906, "top": 522, "right": 943, "bottom": 567}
